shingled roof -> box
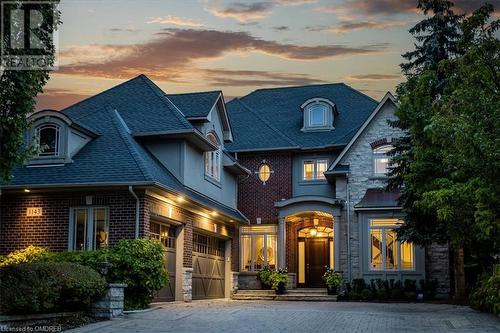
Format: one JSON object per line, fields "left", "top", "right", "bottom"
{"left": 167, "top": 91, "right": 221, "bottom": 119}
{"left": 225, "top": 83, "right": 378, "bottom": 152}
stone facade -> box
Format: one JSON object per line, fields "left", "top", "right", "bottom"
{"left": 425, "top": 243, "right": 451, "bottom": 295}
{"left": 182, "top": 268, "right": 193, "bottom": 302}
{"left": 92, "top": 283, "right": 127, "bottom": 319}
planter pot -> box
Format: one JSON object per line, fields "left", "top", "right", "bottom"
{"left": 326, "top": 284, "right": 337, "bottom": 295}
{"left": 275, "top": 282, "right": 286, "bottom": 295}
{"left": 260, "top": 281, "right": 272, "bottom": 290}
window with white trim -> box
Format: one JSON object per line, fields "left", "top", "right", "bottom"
{"left": 308, "top": 103, "right": 328, "bottom": 127}
{"left": 240, "top": 225, "right": 277, "bottom": 271}
{"left": 205, "top": 132, "right": 221, "bottom": 181}
{"left": 303, "top": 159, "right": 328, "bottom": 181}
{"left": 369, "top": 219, "right": 414, "bottom": 271}
{"left": 37, "top": 124, "right": 60, "bottom": 157}
{"left": 70, "top": 207, "right": 109, "bottom": 251}
{"left": 373, "top": 145, "right": 393, "bottom": 176}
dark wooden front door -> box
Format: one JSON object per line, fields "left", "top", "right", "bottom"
{"left": 306, "top": 238, "right": 329, "bottom": 287}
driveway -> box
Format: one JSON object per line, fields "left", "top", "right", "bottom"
{"left": 68, "top": 300, "right": 500, "bottom": 333}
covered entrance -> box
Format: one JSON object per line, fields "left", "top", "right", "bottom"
{"left": 297, "top": 226, "right": 334, "bottom": 287}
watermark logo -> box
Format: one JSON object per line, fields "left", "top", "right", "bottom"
{"left": 1, "top": 1, "right": 59, "bottom": 70}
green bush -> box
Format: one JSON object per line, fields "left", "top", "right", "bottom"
{"left": 0, "top": 262, "right": 106, "bottom": 315}
{"left": 0, "top": 246, "right": 49, "bottom": 267}
{"left": 269, "top": 268, "right": 288, "bottom": 290}
{"left": 470, "top": 274, "right": 500, "bottom": 316}
{"left": 257, "top": 266, "right": 272, "bottom": 288}
{"left": 360, "top": 288, "right": 373, "bottom": 300}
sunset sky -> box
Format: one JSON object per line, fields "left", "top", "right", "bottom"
{"left": 36, "top": 0, "right": 498, "bottom": 110}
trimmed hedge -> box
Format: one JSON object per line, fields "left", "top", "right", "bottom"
{"left": 344, "top": 278, "right": 438, "bottom": 301}
{"left": 0, "top": 262, "right": 106, "bottom": 315}
{"left": 470, "top": 273, "right": 500, "bottom": 316}
{"left": 0, "top": 246, "right": 49, "bottom": 267}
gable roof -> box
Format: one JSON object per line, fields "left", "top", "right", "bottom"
{"left": 167, "top": 91, "right": 221, "bottom": 119}
{"left": 327, "top": 92, "right": 397, "bottom": 172}
{"left": 225, "top": 83, "right": 378, "bottom": 152}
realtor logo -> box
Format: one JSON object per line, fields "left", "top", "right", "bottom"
{"left": 1, "top": 1, "right": 59, "bottom": 70}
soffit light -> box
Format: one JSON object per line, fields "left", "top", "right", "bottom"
{"left": 24, "top": 189, "right": 30, "bottom": 193}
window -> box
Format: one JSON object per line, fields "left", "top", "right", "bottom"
{"left": 240, "top": 225, "right": 277, "bottom": 271}
{"left": 308, "top": 104, "right": 328, "bottom": 127}
{"left": 37, "top": 124, "right": 60, "bottom": 157}
{"left": 205, "top": 132, "right": 221, "bottom": 181}
{"left": 70, "top": 207, "right": 109, "bottom": 251}
{"left": 369, "top": 219, "right": 414, "bottom": 271}
{"left": 373, "top": 145, "right": 393, "bottom": 176}
{"left": 193, "top": 233, "right": 225, "bottom": 257}
{"left": 150, "top": 222, "right": 176, "bottom": 249}
{"left": 302, "top": 159, "right": 328, "bottom": 181}
{"left": 258, "top": 163, "right": 272, "bottom": 184}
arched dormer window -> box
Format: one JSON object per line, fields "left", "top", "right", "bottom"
{"left": 301, "top": 98, "right": 336, "bottom": 131}
{"left": 36, "top": 124, "right": 60, "bottom": 157}
{"left": 205, "top": 132, "right": 221, "bottom": 181}
{"left": 373, "top": 145, "right": 393, "bottom": 176}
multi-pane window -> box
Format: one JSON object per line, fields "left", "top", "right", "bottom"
{"left": 369, "top": 219, "right": 414, "bottom": 271}
{"left": 193, "top": 233, "right": 225, "bottom": 257}
{"left": 37, "top": 124, "right": 60, "bottom": 156}
{"left": 240, "top": 225, "right": 277, "bottom": 271}
{"left": 205, "top": 132, "right": 221, "bottom": 181}
{"left": 70, "top": 207, "right": 109, "bottom": 251}
{"left": 307, "top": 103, "right": 328, "bottom": 127}
{"left": 303, "top": 159, "right": 328, "bottom": 181}
{"left": 373, "top": 145, "right": 393, "bottom": 176}
{"left": 258, "top": 163, "right": 272, "bottom": 184}
{"left": 150, "top": 222, "right": 176, "bottom": 249}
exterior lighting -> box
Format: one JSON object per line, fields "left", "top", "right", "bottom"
{"left": 309, "top": 226, "right": 318, "bottom": 237}
{"left": 211, "top": 211, "right": 218, "bottom": 217}
{"left": 177, "top": 196, "right": 185, "bottom": 203}
{"left": 24, "top": 189, "right": 30, "bottom": 193}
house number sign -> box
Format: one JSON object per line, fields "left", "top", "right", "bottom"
{"left": 26, "top": 207, "right": 43, "bottom": 217}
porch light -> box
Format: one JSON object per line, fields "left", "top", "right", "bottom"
{"left": 309, "top": 226, "right": 318, "bottom": 237}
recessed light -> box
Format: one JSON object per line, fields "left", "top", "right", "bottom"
{"left": 24, "top": 189, "right": 30, "bottom": 193}
{"left": 177, "top": 196, "right": 185, "bottom": 203}
{"left": 211, "top": 211, "right": 218, "bottom": 216}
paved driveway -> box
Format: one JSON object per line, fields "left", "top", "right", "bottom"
{"left": 68, "top": 300, "right": 500, "bottom": 333}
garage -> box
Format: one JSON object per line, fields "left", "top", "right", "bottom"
{"left": 192, "top": 232, "right": 226, "bottom": 299}
{"left": 151, "top": 221, "right": 176, "bottom": 302}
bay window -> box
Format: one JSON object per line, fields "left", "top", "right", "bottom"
{"left": 240, "top": 225, "right": 277, "bottom": 271}
{"left": 70, "top": 207, "right": 109, "bottom": 251}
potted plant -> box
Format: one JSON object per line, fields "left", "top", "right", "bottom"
{"left": 323, "top": 266, "right": 342, "bottom": 295}
{"left": 257, "top": 266, "right": 272, "bottom": 289}
{"left": 270, "top": 268, "right": 288, "bottom": 295}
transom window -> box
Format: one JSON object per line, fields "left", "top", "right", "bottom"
{"left": 70, "top": 207, "right": 109, "bottom": 251}
{"left": 37, "top": 124, "right": 60, "bottom": 157}
{"left": 303, "top": 159, "right": 328, "bottom": 181}
{"left": 205, "top": 132, "right": 221, "bottom": 181}
{"left": 369, "top": 219, "right": 414, "bottom": 271}
{"left": 150, "top": 222, "right": 176, "bottom": 249}
{"left": 373, "top": 145, "right": 393, "bottom": 176}
{"left": 308, "top": 103, "right": 328, "bottom": 127}
{"left": 240, "top": 225, "right": 277, "bottom": 272}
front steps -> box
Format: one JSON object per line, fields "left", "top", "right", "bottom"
{"left": 232, "top": 288, "right": 337, "bottom": 301}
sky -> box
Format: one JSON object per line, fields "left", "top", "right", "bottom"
{"left": 36, "top": 0, "right": 499, "bottom": 110}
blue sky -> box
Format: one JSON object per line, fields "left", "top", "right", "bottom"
{"left": 37, "top": 0, "right": 498, "bottom": 110}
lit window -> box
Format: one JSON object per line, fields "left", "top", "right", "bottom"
{"left": 37, "top": 124, "right": 60, "bottom": 156}
{"left": 373, "top": 145, "right": 393, "bottom": 175}
{"left": 303, "top": 159, "right": 328, "bottom": 181}
{"left": 308, "top": 104, "right": 328, "bottom": 127}
{"left": 71, "top": 207, "right": 109, "bottom": 251}
{"left": 150, "top": 222, "right": 176, "bottom": 249}
{"left": 205, "top": 132, "right": 221, "bottom": 181}
{"left": 240, "top": 226, "right": 277, "bottom": 272}
{"left": 258, "top": 163, "right": 272, "bottom": 184}
{"left": 369, "top": 219, "right": 414, "bottom": 271}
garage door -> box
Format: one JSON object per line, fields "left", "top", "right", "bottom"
{"left": 152, "top": 222, "right": 176, "bottom": 302}
{"left": 192, "top": 232, "right": 226, "bottom": 299}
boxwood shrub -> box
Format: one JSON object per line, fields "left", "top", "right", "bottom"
{"left": 470, "top": 273, "right": 500, "bottom": 316}
{"left": 0, "top": 262, "right": 106, "bottom": 315}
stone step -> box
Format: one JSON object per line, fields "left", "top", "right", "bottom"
{"left": 288, "top": 289, "right": 328, "bottom": 294}
{"left": 232, "top": 295, "right": 276, "bottom": 300}
{"left": 232, "top": 289, "right": 337, "bottom": 302}
{"left": 275, "top": 295, "right": 337, "bottom": 301}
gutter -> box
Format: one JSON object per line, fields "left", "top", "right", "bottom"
{"left": 128, "top": 185, "right": 140, "bottom": 239}
{"left": 346, "top": 173, "right": 351, "bottom": 282}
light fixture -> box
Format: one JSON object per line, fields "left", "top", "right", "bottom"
{"left": 309, "top": 226, "right": 318, "bottom": 237}
{"left": 177, "top": 196, "right": 185, "bottom": 203}
{"left": 211, "top": 211, "right": 218, "bottom": 217}
{"left": 24, "top": 189, "right": 30, "bottom": 193}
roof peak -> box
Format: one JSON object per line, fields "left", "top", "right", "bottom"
{"left": 167, "top": 90, "right": 221, "bottom": 97}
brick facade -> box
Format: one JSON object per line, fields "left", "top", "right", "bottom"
{"left": 237, "top": 152, "right": 293, "bottom": 225}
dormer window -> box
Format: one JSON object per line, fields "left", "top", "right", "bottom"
{"left": 37, "top": 124, "right": 60, "bottom": 157}
{"left": 301, "top": 98, "right": 336, "bottom": 132}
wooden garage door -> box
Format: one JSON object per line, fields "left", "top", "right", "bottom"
{"left": 152, "top": 222, "right": 176, "bottom": 302}
{"left": 192, "top": 233, "right": 225, "bottom": 299}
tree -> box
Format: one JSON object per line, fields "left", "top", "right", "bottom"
{"left": 0, "top": 0, "right": 60, "bottom": 182}
{"left": 390, "top": 1, "right": 499, "bottom": 299}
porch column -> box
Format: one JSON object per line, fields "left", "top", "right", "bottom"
{"left": 334, "top": 214, "right": 341, "bottom": 272}
{"left": 278, "top": 217, "right": 286, "bottom": 268}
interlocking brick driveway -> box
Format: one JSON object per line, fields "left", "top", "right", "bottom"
{"left": 68, "top": 300, "right": 500, "bottom": 333}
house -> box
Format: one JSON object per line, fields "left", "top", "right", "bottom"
{"left": 0, "top": 75, "right": 450, "bottom": 300}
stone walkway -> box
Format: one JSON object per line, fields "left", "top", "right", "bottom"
{"left": 68, "top": 300, "right": 500, "bottom": 333}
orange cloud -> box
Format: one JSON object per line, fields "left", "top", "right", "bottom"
{"left": 147, "top": 15, "right": 204, "bottom": 27}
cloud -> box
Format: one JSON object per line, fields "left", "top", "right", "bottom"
{"left": 272, "top": 25, "right": 289, "bottom": 31}
{"left": 147, "top": 15, "right": 204, "bottom": 27}
{"left": 58, "top": 28, "right": 386, "bottom": 82}
{"left": 307, "top": 20, "right": 412, "bottom": 33}
{"left": 275, "top": 0, "right": 317, "bottom": 5}
{"left": 205, "top": 1, "right": 274, "bottom": 22}
{"left": 201, "top": 68, "right": 325, "bottom": 86}
{"left": 345, "top": 74, "right": 401, "bottom": 80}
{"left": 36, "top": 89, "right": 91, "bottom": 111}
{"left": 109, "top": 28, "right": 140, "bottom": 32}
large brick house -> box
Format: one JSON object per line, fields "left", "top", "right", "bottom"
{"left": 0, "top": 75, "right": 450, "bottom": 300}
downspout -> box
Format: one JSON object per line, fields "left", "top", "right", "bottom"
{"left": 128, "top": 186, "right": 140, "bottom": 239}
{"left": 346, "top": 173, "right": 351, "bottom": 282}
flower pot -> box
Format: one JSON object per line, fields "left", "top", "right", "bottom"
{"left": 326, "top": 284, "right": 337, "bottom": 295}
{"left": 275, "top": 282, "right": 286, "bottom": 295}
{"left": 261, "top": 281, "right": 272, "bottom": 290}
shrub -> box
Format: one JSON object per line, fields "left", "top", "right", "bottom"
{"left": 322, "top": 266, "right": 342, "bottom": 287}
{"left": 0, "top": 262, "right": 106, "bottom": 315}
{"left": 0, "top": 246, "right": 49, "bottom": 267}
{"left": 419, "top": 279, "right": 438, "bottom": 300}
{"left": 257, "top": 266, "right": 272, "bottom": 287}
{"left": 470, "top": 274, "right": 500, "bottom": 316}
{"left": 360, "top": 288, "right": 373, "bottom": 300}
{"left": 269, "top": 268, "right": 288, "bottom": 290}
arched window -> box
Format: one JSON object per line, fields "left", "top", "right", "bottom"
{"left": 373, "top": 145, "right": 393, "bottom": 176}
{"left": 37, "top": 124, "right": 60, "bottom": 157}
{"left": 307, "top": 103, "right": 328, "bottom": 127}
{"left": 205, "top": 132, "right": 221, "bottom": 181}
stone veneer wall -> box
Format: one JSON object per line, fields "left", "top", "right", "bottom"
{"left": 425, "top": 243, "right": 451, "bottom": 295}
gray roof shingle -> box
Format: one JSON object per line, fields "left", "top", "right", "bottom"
{"left": 167, "top": 91, "right": 221, "bottom": 118}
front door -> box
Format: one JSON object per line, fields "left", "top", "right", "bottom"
{"left": 306, "top": 238, "right": 329, "bottom": 287}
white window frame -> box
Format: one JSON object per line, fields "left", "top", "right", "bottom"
{"left": 36, "top": 124, "right": 60, "bottom": 157}
{"left": 308, "top": 104, "right": 327, "bottom": 127}
{"left": 373, "top": 145, "right": 393, "bottom": 176}
{"left": 205, "top": 132, "right": 221, "bottom": 182}
{"left": 302, "top": 159, "right": 328, "bottom": 181}
{"left": 69, "top": 207, "right": 109, "bottom": 251}
{"left": 240, "top": 226, "right": 277, "bottom": 272}
{"left": 368, "top": 219, "right": 415, "bottom": 272}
